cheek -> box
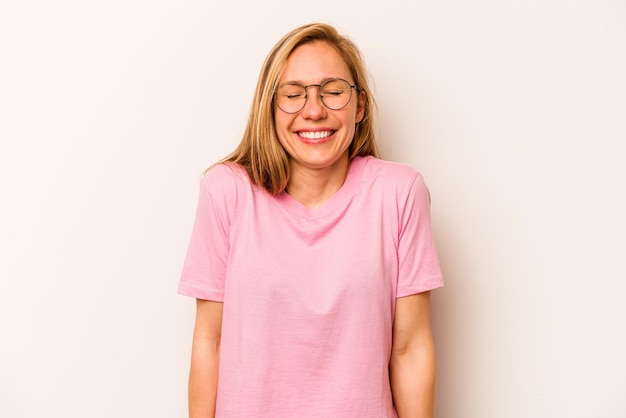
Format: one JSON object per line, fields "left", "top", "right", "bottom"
{"left": 273, "top": 117, "right": 293, "bottom": 150}
{"left": 274, "top": 112, "right": 292, "bottom": 133}
{"left": 343, "top": 108, "right": 361, "bottom": 129}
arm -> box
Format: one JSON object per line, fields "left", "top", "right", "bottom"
{"left": 189, "top": 299, "right": 223, "bottom": 418}
{"left": 390, "top": 291, "right": 436, "bottom": 418}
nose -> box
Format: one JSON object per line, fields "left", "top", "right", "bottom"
{"left": 301, "top": 86, "right": 327, "bottom": 120}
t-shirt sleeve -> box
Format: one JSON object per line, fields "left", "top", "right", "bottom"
{"left": 177, "top": 165, "right": 234, "bottom": 301}
{"left": 396, "top": 173, "right": 444, "bottom": 297}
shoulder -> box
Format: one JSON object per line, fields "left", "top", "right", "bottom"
{"left": 200, "top": 162, "right": 251, "bottom": 195}
{"left": 194, "top": 163, "right": 257, "bottom": 222}
{"left": 352, "top": 156, "right": 432, "bottom": 211}
{"left": 354, "top": 156, "right": 424, "bottom": 190}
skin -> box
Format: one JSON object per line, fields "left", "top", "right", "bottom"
{"left": 188, "top": 40, "right": 436, "bottom": 418}
{"left": 274, "top": 41, "right": 365, "bottom": 209}
{"left": 188, "top": 299, "right": 223, "bottom": 418}
{"left": 275, "top": 43, "right": 437, "bottom": 414}
{"left": 390, "top": 292, "right": 437, "bottom": 418}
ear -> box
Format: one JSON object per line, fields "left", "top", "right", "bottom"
{"left": 355, "top": 91, "right": 366, "bottom": 123}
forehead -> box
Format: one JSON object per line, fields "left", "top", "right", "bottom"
{"left": 279, "top": 41, "right": 352, "bottom": 84}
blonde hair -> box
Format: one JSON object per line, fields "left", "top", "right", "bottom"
{"left": 221, "top": 23, "right": 380, "bottom": 194}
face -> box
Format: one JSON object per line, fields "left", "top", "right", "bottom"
{"left": 274, "top": 41, "right": 365, "bottom": 176}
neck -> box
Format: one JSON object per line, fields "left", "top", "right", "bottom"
{"left": 285, "top": 155, "right": 351, "bottom": 209}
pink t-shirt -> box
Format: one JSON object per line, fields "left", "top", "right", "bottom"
{"left": 179, "top": 155, "right": 443, "bottom": 417}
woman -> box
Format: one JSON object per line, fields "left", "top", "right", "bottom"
{"left": 179, "top": 23, "right": 443, "bottom": 418}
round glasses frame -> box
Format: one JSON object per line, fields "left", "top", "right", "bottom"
{"left": 274, "top": 78, "right": 357, "bottom": 114}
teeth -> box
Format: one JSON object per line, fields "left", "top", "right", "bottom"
{"left": 299, "top": 130, "right": 332, "bottom": 139}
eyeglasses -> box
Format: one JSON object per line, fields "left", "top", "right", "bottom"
{"left": 274, "top": 78, "right": 357, "bottom": 114}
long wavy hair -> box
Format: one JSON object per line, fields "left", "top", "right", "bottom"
{"left": 220, "top": 23, "right": 380, "bottom": 194}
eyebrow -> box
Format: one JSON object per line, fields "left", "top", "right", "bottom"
{"left": 277, "top": 77, "right": 348, "bottom": 88}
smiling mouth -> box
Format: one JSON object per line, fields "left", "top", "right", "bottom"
{"left": 297, "top": 130, "right": 335, "bottom": 139}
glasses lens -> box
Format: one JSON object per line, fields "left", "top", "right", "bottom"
{"left": 321, "top": 79, "right": 353, "bottom": 110}
{"left": 276, "top": 84, "right": 306, "bottom": 113}
{"left": 275, "top": 79, "right": 354, "bottom": 113}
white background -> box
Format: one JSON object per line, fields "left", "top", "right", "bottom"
{"left": 1, "top": 1, "right": 625, "bottom": 417}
